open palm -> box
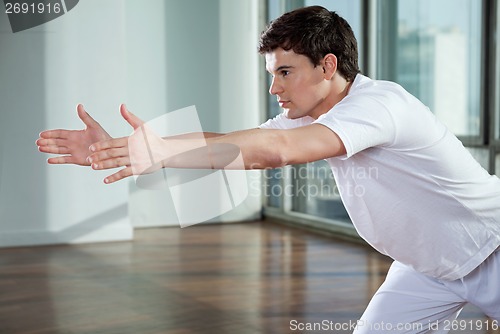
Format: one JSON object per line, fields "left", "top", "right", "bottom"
{"left": 36, "top": 104, "right": 112, "bottom": 166}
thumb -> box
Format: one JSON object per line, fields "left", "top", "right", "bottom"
{"left": 77, "top": 104, "right": 100, "bottom": 129}
{"left": 120, "top": 104, "right": 144, "bottom": 129}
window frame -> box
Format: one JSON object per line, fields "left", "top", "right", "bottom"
{"left": 459, "top": 0, "right": 489, "bottom": 147}
{"left": 491, "top": 0, "right": 500, "bottom": 147}
{"left": 457, "top": 0, "right": 491, "bottom": 147}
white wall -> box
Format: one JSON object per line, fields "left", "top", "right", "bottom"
{"left": 0, "top": 0, "right": 132, "bottom": 246}
{"left": 0, "top": 0, "right": 264, "bottom": 246}
{"left": 128, "top": 0, "right": 264, "bottom": 228}
{"left": 122, "top": 0, "right": 175, "bottom": 228}
{"left": 217, "top": 0, "right": 264, "bottom": 222}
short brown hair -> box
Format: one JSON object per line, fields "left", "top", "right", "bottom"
{"left": 258, "top": 6, "right": 360, "bottom": 81}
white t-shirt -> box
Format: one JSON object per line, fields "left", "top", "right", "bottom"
{"left": 260, "top": 74, "right": 500, "bottom": 280}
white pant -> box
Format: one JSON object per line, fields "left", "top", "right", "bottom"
{"left": 354, "top": 248, "right": 500, "bottom": 333}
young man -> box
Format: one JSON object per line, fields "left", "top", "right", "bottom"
{"left": 37, "top": 6, "right": 500, "bottom": 333}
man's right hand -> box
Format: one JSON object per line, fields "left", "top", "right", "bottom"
{"left": 36, "top": 104, "right": 112, "bottom": 166}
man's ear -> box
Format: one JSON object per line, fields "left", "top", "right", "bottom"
{"left": 322, "top": 53, "right": 337, "bottom": 80}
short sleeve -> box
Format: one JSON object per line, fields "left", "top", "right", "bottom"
{"left": 314, "top": 94, "right": 396, "bottom": 158}
{"left": 259, "top": 113, "right": 314, "bottom": 130}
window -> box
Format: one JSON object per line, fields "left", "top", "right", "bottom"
{"left": 264, "top": 0, "right": 362, "bottom": 222}
{"left": 265, "top": 168, "right": 284, "bottom": 208}
{"left": 305, "top": 0, "right": 363, "bottom": 67}
{"left": 496, "top": 153, "right": 500, "bottom": 176}
{"left": 287, "top": 0, "right": 361, "bottom": 223}
{"left": 291, "top": 161, "right": 350, "bottom": 223}
{"left": 264, "top": 0, "right": 285, "bottom": 208}
{"left": 263, "top": 0, "right": 499, "bottom": 235}
{"left": 466, "top": 148, "right": 490, "bottom": 171}
{"left": 493, "top": 0, "right": 499, "bottom": 177}
{"left": 496, "top": 0, "right": 500, "bottom": 142}
{"left": 377, "top": 0, "right": 483, "bottom": 138}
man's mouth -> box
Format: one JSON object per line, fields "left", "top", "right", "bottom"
{"left": 278, "top": 100, "right": 290, "bottom": 107}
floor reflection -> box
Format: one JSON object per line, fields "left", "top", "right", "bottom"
{"left": 0, "top": 221, "right": 495, "bottom": 333}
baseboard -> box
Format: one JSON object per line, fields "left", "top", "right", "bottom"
{"left": 0, "top": 220, "right": 133, "bottom": 248}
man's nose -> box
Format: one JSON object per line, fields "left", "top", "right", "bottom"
{"left": 269, "top": 77, "right": 283, "bottom": 95}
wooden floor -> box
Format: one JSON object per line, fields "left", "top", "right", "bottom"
{"left": 0, "top": 221, "right": 497, "bottom": 334}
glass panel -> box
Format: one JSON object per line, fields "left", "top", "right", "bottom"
{"left": 265, "top": 168, "right": 283, "bottom": 208}
{"left": 265, "top": 0, "right": 361, "bottom": 217}
{"left": 265, "top": 0, "right": 285, "bottom": 208}
{"left": 268, "top": 0, "right": 282, "bottom": 21}
{"left": 496, "top": 2, "right": 500, "bottom": 140}
{"left": 291, "top": 161, "right": 350, "bottom": 223}
{"left": 466, "top": 148, "right": 489, "bottom": 171}
{"left": 385, "top": 0, "right": 482, "bottom": 136}
{"left": 287, "top": 1, "right": 361, "bottom": 223}
{"left": 305, "top": 0, "right": 363, "bottom": 68}
{"left": 496, "top": 154, "right": 500, "bottom": 177}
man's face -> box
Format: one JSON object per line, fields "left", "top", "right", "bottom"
{"left": 265, "top": 48, "right": 331, "bottom": 120}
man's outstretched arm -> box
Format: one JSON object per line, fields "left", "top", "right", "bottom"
{"left": 88, "top": 107, "right": 346, "bottom": 184}
{"left": 208, "top": 125, "right": 346, "bottom": 168}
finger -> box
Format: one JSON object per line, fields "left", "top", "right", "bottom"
{"left": 39, "top": 129, "right": 70, "bottom": 139}
{"left": 103, "top": 167, "right": 133, "bottom": 184}
{"left": 120, "top": 104, "right": 144, "bottom": 130}
{"left": 36, "top": 138, "right": 67, "bottom": 147}
{"left": 90, "top": 137, "right": 128, "bottom": 152}
{"left": 47, "top": 156, "right": 77, "bottom": 164}
{"left": 38, "top": 145, "right": 71, "bottom": 155}
{"left": 88, "top": 147, "right": 129, "bottom": 164}
{"left": 77, "top": 104, "right": 101, "bottom": 129}
{"left": 91, "top": 156, "right": 130, "bottom": 170}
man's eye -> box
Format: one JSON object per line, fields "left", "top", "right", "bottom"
{"left": 281, "top": 70, "right": 289, "bottom": 77}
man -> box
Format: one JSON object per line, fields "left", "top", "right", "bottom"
{"left": 37, "top": 6, "right": 500, "bottom": 333}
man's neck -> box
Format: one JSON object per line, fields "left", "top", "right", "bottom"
{"left": 310, "top": 77, "right": 354, "bottom": 119}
